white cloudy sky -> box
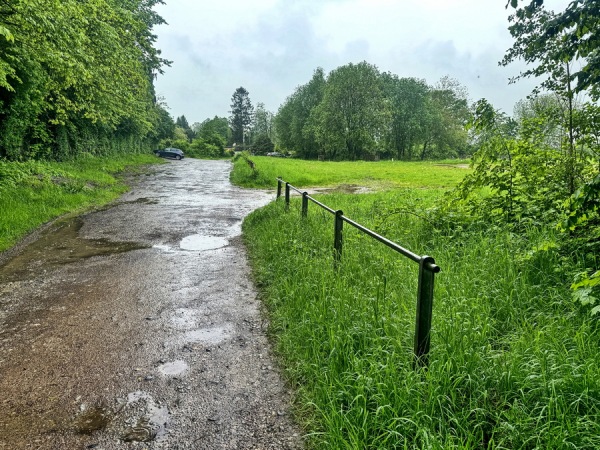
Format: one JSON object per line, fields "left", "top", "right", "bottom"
{"left": 153, "top": 0, "right": 569, "bottom": 125}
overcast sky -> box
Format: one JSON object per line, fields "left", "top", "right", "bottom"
{"left": 153, "top": 0, "right": 569, "bottom": 125}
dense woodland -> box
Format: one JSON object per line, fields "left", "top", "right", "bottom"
{"left": 0, "top": 0, "right": 173, "bottom": 160}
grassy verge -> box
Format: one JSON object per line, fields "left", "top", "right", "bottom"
{"left": 242, "top": 166, "right": 600, "bottom": 448}
{"left": 0, "top": 153, "right": 159, "bottom": 252}
{"left": 231, "top": 155, "right": 470, "bottom": 190}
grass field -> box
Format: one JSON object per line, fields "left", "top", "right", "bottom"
{"left": 238, "top": 158, "right": 600, "bottom": 449}
{"left": 231, "top": 155, "right": 471, "bottom": 190}
{"left": 0, "top": 154, "right": 158, "bottom": 252}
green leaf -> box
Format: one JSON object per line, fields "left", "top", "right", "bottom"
{"left": 0, "top": 25, "right": 14, "bottom": 42}
{"left": 573, "top": 286, "right": 595, "bottom": 306}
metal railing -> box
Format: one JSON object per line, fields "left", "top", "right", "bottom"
{"left": 276, "top": 178, "right": 441, "bottom": 367}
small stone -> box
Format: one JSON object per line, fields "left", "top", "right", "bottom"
{"left": 144, "top": 375, "right": 154, "bottom": 381}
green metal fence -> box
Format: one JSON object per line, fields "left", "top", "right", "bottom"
{"left": 276, "top": 178, "right": 441, "bottom": 367}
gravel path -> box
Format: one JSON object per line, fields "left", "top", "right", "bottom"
{"left": 0, "top": 159, "right": 303, "bottom": 449}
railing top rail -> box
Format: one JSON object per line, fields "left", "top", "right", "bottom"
{"left": 288, "top": 184, "right": 304, "bottom": 195}
{"left": 307, "top": 195, "right": 337, "bottom": 215}
{"left": 277, "top": 178, "right": 440, "bottom": 273}
{"left": 342, "top": 216, "right": 440, "bottom": 272}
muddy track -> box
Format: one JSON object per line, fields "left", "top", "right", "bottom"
{"left": 0, "top": 159, "right": 302, "bottom": 449}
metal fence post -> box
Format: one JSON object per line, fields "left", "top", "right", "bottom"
{"left": 414, "top": 255, "right": 436, "bottom": 368}
{"left": 276, "top": 178, "right": 282, "bottom": 199}
{"left": 301, "top": 192, "right": 309, "bottom": 218}
{"left": 333, "top": 210, "right": 344, "bottom": 270}
{"left": 285, "top": 183, "right": 290, "bottom": 211}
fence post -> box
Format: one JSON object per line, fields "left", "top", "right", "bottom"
{"left": 414, "top": 255, "right": 436, "bottom": 368}
{"left": 276, "top": 178, "right": 282, "bottom": 199}
{"left": 333, "top": 210, "right": 344, "bottom": 270}
{"left": 285, "top": 182, "right": 290, "bottom": 211}
{"left": 301, "top": 192, "right": 309, "bottom": 218}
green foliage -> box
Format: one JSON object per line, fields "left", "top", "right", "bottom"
{"left": 187, "top": 138, "right": 224, "bottom": 158}
{"left": 229, "top": 87, "right": 253, "bottom": 145}
{"left": 381, "top": 74, "right": 430, "bottom": 160}
{"left": 193, "top": 116, "right": 231, "bottom": 146}
{"left": 444, "top": 99, "right": 572, "bottom": 228}
{"left": 310, "top": 61, "right": 389, "bottom": 160}
{"left": 0, "top": 0, "right": 169, "bottom": 161}
{"left": 275, "top": 68, "right": 326, "bottom": 159}
{"left": 250, "top": 134, "right": 274, "bottom": 155}
{"left": 571, "top": 270, "right": 600, "bottom": 316}
{"left": 249, "top": 102, "right": 274, "bottom": 145}
{"left": 508, "top": 0, "right": 600, "bottom": 99}
{"left": 274, "top": 64, "right": 471, "bottom": 161}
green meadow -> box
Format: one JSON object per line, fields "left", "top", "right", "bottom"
{"left": 235, "top": 157, "right": 600, "bottom": 449}
{"left": 230, "top": 155, "right": 470, "bottom": 190}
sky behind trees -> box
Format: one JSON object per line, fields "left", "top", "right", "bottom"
{"left": 153, "top": 0, "right": 570, "bottom": 124}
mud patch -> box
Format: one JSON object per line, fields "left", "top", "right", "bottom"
{"left": 0, "top": 216, "right": 149, "bottom": 282}
{"left": 119, "top": 197, "right": 160, "bottom": 205}
{"left": 179, "top": 235, "right": 228, "bottom": 251}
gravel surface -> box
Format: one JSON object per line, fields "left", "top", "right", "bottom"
{"left": 0, "top": 159, "right": 303, "bottom": 449}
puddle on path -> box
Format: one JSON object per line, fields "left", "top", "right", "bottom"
{"left": 180, "top": 325, "right": 232, "bottom": 345}
{"left": 72, "top": 392, "right": 169, "bottom": 443}
{"left": 179, "top": 235, "right": 228, "bottom": 251}
{"left": 121, "top": 391, "right": 169, "bottom": 443}
{"left": 158, "top": 360, "right": 189, "bottom": 376}
{"left": 0, "top": 216, "right": 149, "bottom": 282}
{"left": 72, "top": 404, "right": 112, "bottom": 435}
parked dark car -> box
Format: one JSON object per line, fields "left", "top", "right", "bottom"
{"left": 155, "top": 148, "right": 184, "bottom": 160}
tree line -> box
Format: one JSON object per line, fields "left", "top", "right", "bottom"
{"left": 274, "top": 64, "right": 471, "bottom": 161}
{"left": 164, "top": 88, "right": 276, "bottom": 158}
{"left": 0, "top": 0, "right": 172, "bottom": 161}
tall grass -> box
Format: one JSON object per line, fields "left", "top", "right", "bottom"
{"left": 243, "top": 190, "right": 600, "bottom": 449}
{"left": 0, "top": 154, "right": 158, "bottom": 251}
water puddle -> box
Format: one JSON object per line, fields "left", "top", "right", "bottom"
{"left": 0, "top": 216, "right": 149, "bottom": 282}
{"left": 158, "top": 360, "right": 189, "bottom": 376}
{"left": 73, "top": 404, "right": 112, "bottom": 435}
{"left": 181, "top": 325, "right": 231, "bottom": 345}
{"left": 70, "top": 392, "right": 169, "bottom": 443}
{"left": 121, "top": 391, "right": 169, "bottom": 443}
{"left": 179, "top": 235, "right": 228, "bottom": 251}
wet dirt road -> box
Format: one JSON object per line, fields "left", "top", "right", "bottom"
{"left": 0, "top": 159, "right": 302, "bottom": 449}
